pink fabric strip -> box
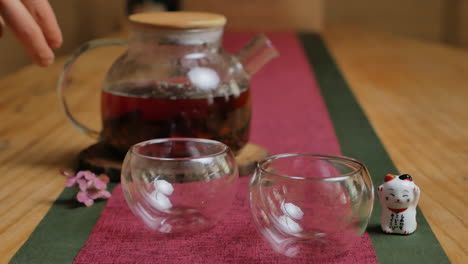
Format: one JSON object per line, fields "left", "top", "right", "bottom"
{"left": 73, "top": 33, "right": 377, "bottom": 264}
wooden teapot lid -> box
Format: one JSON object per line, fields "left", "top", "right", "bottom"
{"left": 129, "top": 12, "right": 226, "bottom": 29}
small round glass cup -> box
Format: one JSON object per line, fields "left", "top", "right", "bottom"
{"left": 249, "top": 154, "right": 374, "bottom": 259}
{"left": 121, "top": 138, "right": 238, "bottom": 233}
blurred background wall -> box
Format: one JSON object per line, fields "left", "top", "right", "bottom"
{"left": 1, "top": 0, "right": 467, "bottom": 78}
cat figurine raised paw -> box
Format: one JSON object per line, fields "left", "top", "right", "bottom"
{"left": 378, "top": 174, "right": 420, "bottom": 235}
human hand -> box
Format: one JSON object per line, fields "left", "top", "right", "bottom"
{"left": 0, "top": 0, "right": 62, "bottom": 67}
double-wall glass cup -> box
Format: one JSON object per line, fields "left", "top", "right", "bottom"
{"left": 122, "top": 138, "right": 238, "bottom": 233}
{"left": 249, "top": 154, "right": 374, "bottom": 258}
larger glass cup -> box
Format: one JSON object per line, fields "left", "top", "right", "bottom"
{"left": 121, "top": 138, "right": 238, "bottom": 233}
{"left": 249, "top": 154, "right": 374, "bottom": 258}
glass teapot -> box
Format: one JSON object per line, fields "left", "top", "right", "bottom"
{"left": 58, "top": 12, "right": 278, "bottom": 154}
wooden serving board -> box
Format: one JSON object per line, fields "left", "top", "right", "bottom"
{"left": 78, "top": 142, "right": 269, "bottom": 181}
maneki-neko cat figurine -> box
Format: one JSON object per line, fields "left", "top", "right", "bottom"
{"left": 378, "top": 174, "right": 420, "bottom": 235}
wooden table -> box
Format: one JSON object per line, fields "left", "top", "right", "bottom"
{"left": 0, "top": 26, "right": 467, "bottom": 263}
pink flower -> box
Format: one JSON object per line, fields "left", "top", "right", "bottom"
{"left": 92, "top": 174, "right": 110, "bottom": 190}
{"left": 88, "top": 189, "right": 112, "bottom": 200}
{"left": 75, "top": 171, "right": 96, "bottom": 191}
{"left": 61, "top": 169, "right": 112, "bottom": 207}
{"left": 62, "top": 168, "right": 77, "bottom": 187}
{"left": 77, "top": 191, "right": 94, "bottom": 207}
{"left": 65, "top": 177, "right": 76, "bottom": 187}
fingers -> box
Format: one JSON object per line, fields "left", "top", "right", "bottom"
{"left": 0, "top": 16, "right": 5, "bottom": 38}
{"left": 0, "top": 0, "right": 57, "bottom": 66}
{"left": 0, "top": 15, "right": 4, "bottom": 37}
{"left": 21, "top": 0, "right": 62, "bottom": 49}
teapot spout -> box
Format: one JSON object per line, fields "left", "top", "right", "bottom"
{"left": 236, "top": 34, "right": 279, "bottom": 77}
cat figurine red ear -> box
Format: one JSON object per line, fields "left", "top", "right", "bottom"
{"left": 384, "top": 174, "right": 396, "bottom": 182}
{"left": 377, "top": 174, "right": 420, "bottom": 235}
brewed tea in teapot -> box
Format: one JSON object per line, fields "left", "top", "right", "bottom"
{"left": 58, "top": 12, "right": 278, "bottom": 154}
{"left": 101, "top": 80, "right": 251, "bottom": 153}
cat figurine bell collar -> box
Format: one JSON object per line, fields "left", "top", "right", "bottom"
{"left": 377, "top": 174, "right": 420, "bottom": 235}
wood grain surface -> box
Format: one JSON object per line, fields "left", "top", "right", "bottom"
{"left": 0, "top": 26, "right": 467, "bottom": 263}
{"left": 324, "top": 25, "right": 468, "bottom": 263}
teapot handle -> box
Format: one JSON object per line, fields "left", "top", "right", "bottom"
{"left": 57, "top": 39, "right": 127, "bottom": 139}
